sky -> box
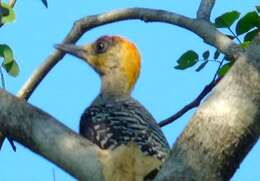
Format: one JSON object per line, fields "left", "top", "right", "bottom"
{"left": 0, "top": 0, "right": 259, "bottom": 180}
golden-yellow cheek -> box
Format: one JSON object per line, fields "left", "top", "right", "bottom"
{"left": 121, "top": 47, "right": 141, "bottom": 91}
{"left": 83, "top": 45, "right": 105, "bottom": 70}
{"left": 85, "top": 54, "right": 107, "bottom": 73}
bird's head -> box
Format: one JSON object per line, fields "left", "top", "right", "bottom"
{"left": 55, "top": 36, "right": 141, "bottom": 97}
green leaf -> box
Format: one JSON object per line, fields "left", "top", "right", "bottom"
{"left": 240, "top": 41, "right": 251, "bottom": 49}
{"left": 0, "top": 44, "right": 20, "bottom": 77}
{"left": 195, "top": 61, "right": 209, "bottom": 72}
{"left": 244, "top": 28, "right": 259, "bottom": 41}
{"left": 0, "top": 44, "right": 14, "bottom": 63}
{"left": 236, "top": 11, "right": 259, "bottom": 35}
{"left": 2, "top": 60, "right": 20, "bottom": 77}
{"left": 1, "top": 3, "right": 16, "bottom": 24}
{"left": 175, "top": 50, "right": 198, "bottom": 70}
{"left": 214, "top": 11, "right": 240, "bottom": 28}
{"left": 256, "top": 6, "right": 260, "bottom": 13}
{"left": 214, "top": 49, "right": 221, "bottom": 59}
{"left": 218, "top": 62, "right": 233, "bottom": 77}
{"left": 202, "top": 50, "right": 210, "bottom": 60}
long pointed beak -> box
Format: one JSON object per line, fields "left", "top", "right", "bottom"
{"left": 55, "top": 44, "right": 87, "bottom": 60}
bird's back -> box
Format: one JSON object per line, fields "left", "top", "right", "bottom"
{"left": 80, "top": 96, "right": 170, "bottom": 161}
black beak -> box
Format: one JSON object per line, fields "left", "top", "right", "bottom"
{"left": 55, "top": 44, "right": 87, "bottom": 60}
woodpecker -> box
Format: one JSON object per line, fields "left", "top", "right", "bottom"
{"left": 56, "top": 36, "right": 170, "bottom": 180}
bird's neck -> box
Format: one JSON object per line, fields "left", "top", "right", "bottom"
{"left": 100, "top": 73, "right": 133, "bottom": 99}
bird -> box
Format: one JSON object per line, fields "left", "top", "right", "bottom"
{"left": 55, "top": 35, "right": 170, "bottom": 181}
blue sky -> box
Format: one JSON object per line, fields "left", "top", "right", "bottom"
{"left": 0, "top": 0, "right": 259, "bottom": 180}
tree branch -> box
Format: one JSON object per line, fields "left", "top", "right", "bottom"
{"left": 155, "top": 38, "right": 260, "bottom": 181}
{"left": 197, "top": 0, "right": 216, "bottom": 20}
{"left": 159, "top": 77, "right": 220, "bottom": 127}
{"left": 0, "top": 89, "right": 105, "bottom": 180}
{"left": 159, "top": 56, "right": 225, "bottom": 127}
{"left": 17, "top": 7, "right": 242, "bottom": 101}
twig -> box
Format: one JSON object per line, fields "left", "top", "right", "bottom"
{"left": 159, "top": 77, "right": 221, "bottom": 127}
{"left": 212, "top": 56, "right": 225, "bottom": 81}
{"left": 199, "top": 59, "right": 221, "bottom": 63}
{"left": 159, "top": 55, "right": 225, "bottom": 127}
{"left": 228, "top": 27, "right": 242, "bottom": 44}
{"left": 9, "top": 0, "right": 16, "bottom": 8}
{"left": 197, "top": 0, "right": 216, "bottom": 20}
{"left": 17, "top": 7, "right": 241, "bottom": 101}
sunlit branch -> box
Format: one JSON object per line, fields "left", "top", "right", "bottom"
{"left": 18, "top": 7, "right": 241, "bottom": 101}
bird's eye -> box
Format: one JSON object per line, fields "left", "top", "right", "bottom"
{"left": 96, "top": 40, "right": 108, "bottom": 53}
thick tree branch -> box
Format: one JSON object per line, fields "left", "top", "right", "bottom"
{"left": 197, "top": 0, "right": 216, "bottom": 20}
{"left": 0, "top": 90, "right": 105, "bottom": 181}
{"left": 155, "top": 38, "right": 260, "bottom": 181}
{"left": 18, "top": 7, "right": 242, "bottom": 101}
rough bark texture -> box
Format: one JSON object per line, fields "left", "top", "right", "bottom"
{"left": 0, "top": 90, "right": 104, "bottom": 181}
{"left": 155, "top": 38, "right": 260, "bottom": 181}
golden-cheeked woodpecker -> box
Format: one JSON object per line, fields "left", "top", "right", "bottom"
{"left": 56, "top": 36, "right": 170, "bottom": 181}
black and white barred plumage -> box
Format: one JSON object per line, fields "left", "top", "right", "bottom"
{"left": 80, "top": 97, "right": 170, "bottom": 161}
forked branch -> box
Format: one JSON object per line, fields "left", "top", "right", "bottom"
{"left": 197, "top": 0, "right": 216, "bottom": 20}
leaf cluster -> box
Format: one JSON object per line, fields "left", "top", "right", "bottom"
{"left": 175, "top": 6, "right": 260, "bottom": 77}
{"left": 0, "top": 3, "right": 18, "bottom": 77}
{"left": 0, "top": 0, "right": 48, "bottom": 78}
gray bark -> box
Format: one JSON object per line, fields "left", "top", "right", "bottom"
{"left": 0, "top": 90, "right": 104, "bottom": 181}
{"left": 197, "top": 0, "right": 216, "bottom": 20}
{"left": 155, "top": 37, "right": 260, "bottom": 181}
